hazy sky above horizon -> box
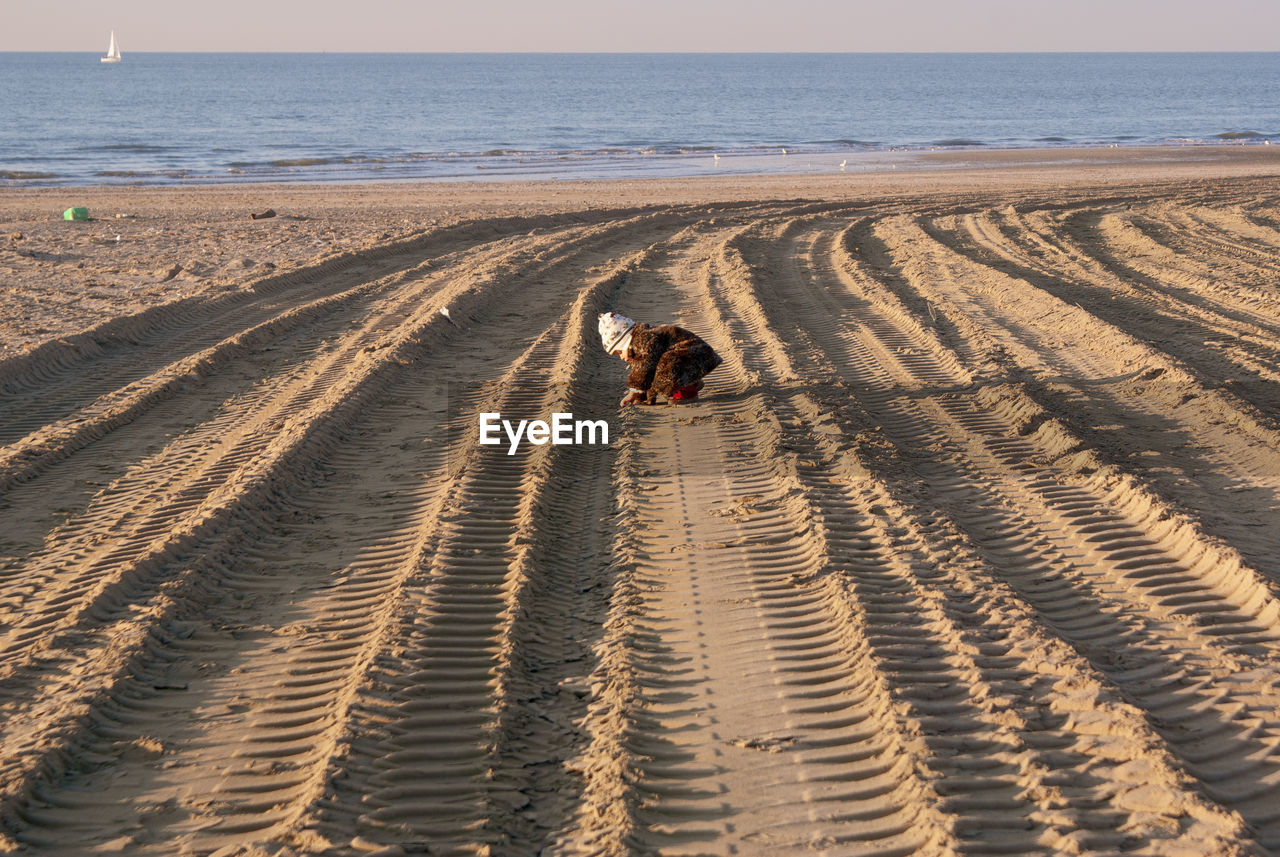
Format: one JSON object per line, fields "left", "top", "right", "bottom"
{"left": 5, "top": 0, "right": 1279, "bottom": 53}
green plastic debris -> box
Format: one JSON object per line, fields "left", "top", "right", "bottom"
{"left": 63, "top": 207, "right": 89, "bottom": 221}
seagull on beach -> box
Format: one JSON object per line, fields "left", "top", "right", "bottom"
{"left": 714, "top": 153, "right": 721, "bottom": 164}
{"left": 440, "top": 306, "right": 463, "bottom": 328}
{"left": 781, "top": 148, "right": 788, "bottom": 156}
{"left": 839, "top": 159, "right": 847, "bottom": 171}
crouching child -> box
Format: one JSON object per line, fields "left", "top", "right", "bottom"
{"left": 598, "top": 311, "right": 722, "bottom": 407}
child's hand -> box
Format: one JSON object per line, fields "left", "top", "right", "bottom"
{"left": 619, "top": 391, "right": 645, "bottom": 407}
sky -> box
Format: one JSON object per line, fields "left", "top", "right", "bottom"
{"left": 4, "top": 0, "right": 1280, "bottom": 53}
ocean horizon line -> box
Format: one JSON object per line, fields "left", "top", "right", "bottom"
{"left": 6, "top": 48, "right": 1280, "bottom": 55}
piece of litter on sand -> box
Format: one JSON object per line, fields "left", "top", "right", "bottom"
{"left": 440, "top": 306, "right": 463, "bottom": 328}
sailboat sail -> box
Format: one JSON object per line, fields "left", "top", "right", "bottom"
{"left": 101, "top": 31, "right": 122, "bottom": 63}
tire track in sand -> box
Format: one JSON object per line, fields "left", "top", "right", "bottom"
{"left": 0, "top": 211, "right": 691, "bottom": 854}
{"left": 0, "top": 218, "right": 633, "bottom": 675}
{"left": 309, "top": 250, "right": 650, "bottom": 857}
{"left": 879, "top": 209, "right": 1280, "bottom": 582}
{"left": 974, "top": 204, "right": 1280, "bottom": 398}
{"left": 734, "top": 214, "right": 1280, "bottom": 850}
{"left": 568, "top": 218, "right": 954, "bottom": 857}
{"left": 0, "top": 209, "right": 660, "bottom": 428}
{"left": 0, "top": 216, "right": 629, "bottom": 498}
{"left": 5, "top": 185, "right": 1280, "bottom": 857}
{"left": 699, "top": 216, "right": 1257, "bottom": 855}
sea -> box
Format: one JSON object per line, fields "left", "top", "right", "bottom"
{"left": 2, "top": 52, "right": 1278, "bottom": 186}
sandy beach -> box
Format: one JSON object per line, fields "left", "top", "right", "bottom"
{"left": 4, "top": 145, "right": 1280, "bottom": 855}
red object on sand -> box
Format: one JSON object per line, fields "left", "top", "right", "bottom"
{"left": 671, "top": 385, "right": 700, "bottom": 402}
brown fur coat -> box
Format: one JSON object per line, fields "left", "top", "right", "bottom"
{"left": 624, "top": 323, "right": 722, "bottom": 403}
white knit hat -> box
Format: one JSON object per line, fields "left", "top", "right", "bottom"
{"left": 598, "top": 311, "right": 636, "bottom": 355}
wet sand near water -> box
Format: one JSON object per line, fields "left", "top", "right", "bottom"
{"left": 3, "top": 145, "right": 1280, "bottom": 855}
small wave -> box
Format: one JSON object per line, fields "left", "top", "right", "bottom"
{"left": 934, "top": 139, "right": 983, "bottom": 147}
{"left": 95, "top": 169, "right": 192, "bottom": 178}
{"left": 90, "top": 143, "right": 175, "bottom": 153}
{"left": 0, "top": 170, "right": 58, "bottom": 180}
{"left": 1216, "top": 130, "right": 1266, "bottom": 140}
{"left": 642, "top": 145, "right": 716, "bottom": 155}
{"left": 267, "top": 158, "right": 335, "bottom": 167}
{"left": 1035, "top": 136, "right": 1069, "bottom": 143}
{"left": 230, "top": 152, "right": 466, "bottom": 169}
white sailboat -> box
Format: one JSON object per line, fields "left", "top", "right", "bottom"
{"left": 101, "top": 31, "right": 122, "bottom": 63}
